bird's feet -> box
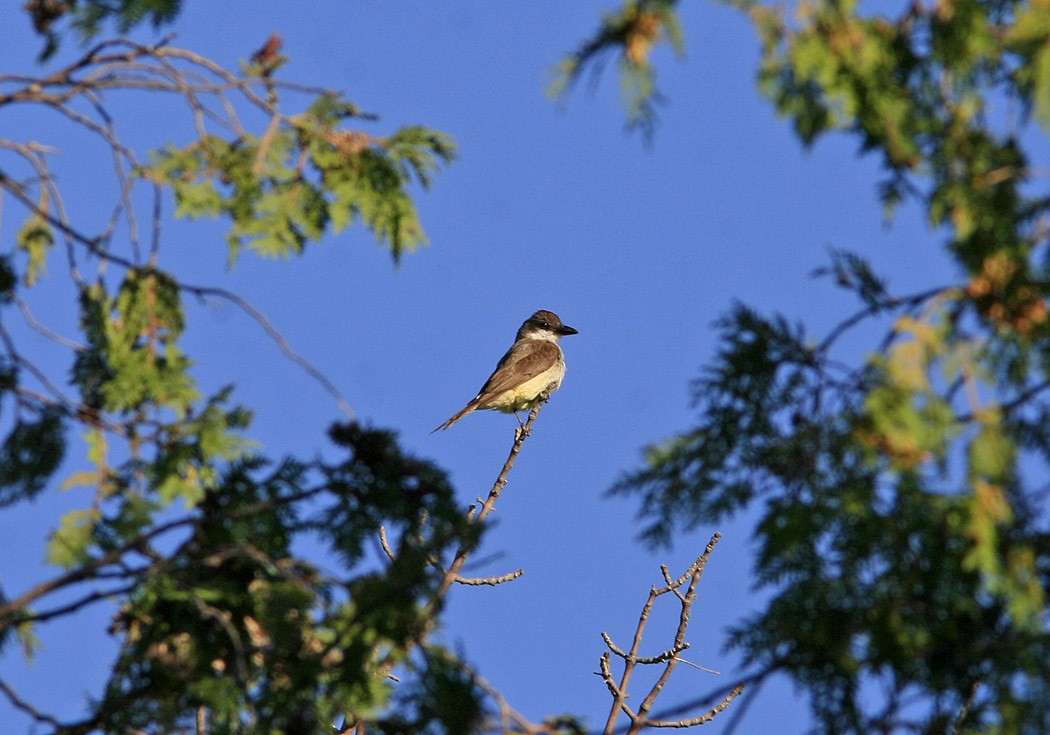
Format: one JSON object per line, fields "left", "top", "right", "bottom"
{"left": 514, "top": 413, "right": 531, "bottom": 440}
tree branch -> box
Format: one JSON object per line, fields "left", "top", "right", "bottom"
{"left": 600, "top": 533, "right": 738, "bottom": 735}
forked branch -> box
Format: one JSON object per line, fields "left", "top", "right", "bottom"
{"left": 600, "top": 533, "right": 742, "bottom": 735}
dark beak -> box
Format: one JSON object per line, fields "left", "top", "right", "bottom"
{"left": 558, "top": 324, "right": 579, "bottom": 336}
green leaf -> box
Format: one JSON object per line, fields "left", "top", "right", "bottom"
{"left": 16, "top": 620, "right": 40, "bottom": 661}
{"left": 1033, "top": 44, "right": 1050, "bottom": 129}
{"left": 47, "top": 508, "right": 99, "bottom": 568}
{"left": 0, "top": 255, "right": 18, "bottom": 301}
{"left": 0, "top": 409, "right": 66, "bottom": 507}
{"left": 969, "top": 413, "right": 1015, "bottom": 481}
{"left": 16, "top": 213, "right": 54, "bottom": 287}
{"left": 157, "top": 470, "right": 204, "bottom": 507}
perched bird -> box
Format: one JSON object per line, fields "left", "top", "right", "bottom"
{"left": 433, "top": 310, "right": 578, "bottom": 432}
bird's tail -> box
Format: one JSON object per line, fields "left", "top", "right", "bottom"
{"left": 431, "top": 402, "right": 477, "bottom": 433}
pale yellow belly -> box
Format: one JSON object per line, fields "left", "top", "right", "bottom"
{"left": 484, "top": 362, "right": 566, "bottom": 412}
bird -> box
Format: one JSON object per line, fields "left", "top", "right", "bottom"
{"left": 433, "top": 310, "right": 578, "bottom": 432}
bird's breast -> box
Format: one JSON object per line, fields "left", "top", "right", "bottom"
{"left": 486, "top": 359, "right": 567, "bottom": 412}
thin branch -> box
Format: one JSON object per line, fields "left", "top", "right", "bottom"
{"left": 433, "top": 404, "right": 543, "bottom": 601}
{"left": 191, "top": 592, "right": 249, "bottom": 684}
{"left": 453, "top": 569, "right": 524, "bottom": 586}
{"left": 12, "top": 294, "right": 84, "bottom": 350}
{"left": 14, "top": 482, "right": 336, "bottom": 631}
{"left": 181, "top": 283, "right": 354, "bottom": 420}
{"left": 0, "top": 318, "right": 82, "bottom": 411}
{"left": 816, "top": 285, "right": 953, "bottom": 355}
{"left": 602, "top": 631, "right": 630, "bottom": 659}
{"left": 950, "top": 682, "right": 980, "bottom": 735}
{"left": 439, "top": 651, "right": 551, "bottom": 735}
{"left": 0, "top": 678, "right": 63, "bottom": 728}
{"left": 599, "top": 652, "right": 632, "bottom": 710}
{"left": 719, "top": 678, "right": 764, "bottom": 735}
{"left": 15, "top": 584, "right": 136, "bottom": 625}
{"left": 672, "top": 657, "right": 717, "bottom": 675}
{"left": 638, "top": 684, "right": 744, "bottom": 728}
{"left": 600, "top": 533, "right": 738, "bottom": 735}
{"left": 956, "top": 379, "right": 1050, "bottom": 423}
{"left": 632, "top": 665, "right": 780, "bottom": 730}
{"left": 0, "top": 513, "right": 200, "bottom": 629}
{"left": 634, "top": 537, "right": 721, "bottom": 728}
{"left": 378, "top": 526, "right": 397, "bottom": 561}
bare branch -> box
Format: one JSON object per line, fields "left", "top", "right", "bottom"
{"left": 951, "top": 682, "right": 980, "bottom": 735}
{"left": 453, "top": 569, "right": 525, "bottom": 586}
{"left": 182, "top": 283, "right": 355, "bottom": 420}
{"left": 638, "top": 684, "right": 745, "bottom": 729}
{"left": 815, "top": 285, "right": 952, "bottom": 355}
{"left": 600, "top": 533, "right": 737, "bottom": 735}
{"left": 378, "top": 525, "right": 397, "bottom": 561}
{"left": 12, "top": 294, "right": 84, "bottom": 350}
{"left": 0, "top": 678, "right": 63, "bottom": 728}
{"left": 15, "top": 583, "right": 136, "bottom": 625}
{"left": 0, "top": 515, "right": 195, "bottom": 629}
{"left": 434, "top": 404, "right": 544, "bottom": 600}
{"left": 602, "top": 630, "right": 630, "bottom": 659}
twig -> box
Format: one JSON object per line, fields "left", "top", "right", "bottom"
{"left": 453, "top": 569, "right": 525, "bottom": 586}
{"left": 13, "top": 294, "right": 84, "bottom": 350}
{"left": 600, "top": 533, "right": 739, "bottom": 735}
{"left": 951, "top": 682, "right": 980, "bottom": 735}
{"left": 433, "top": 404, "right": 543, "bottom": 600}
{"left": 632, "top": 665, "right": 779, "bottom": 730}
{"left": 816, "top": 285, "right": 952, "bottom": 355}
{"left": 378, "top": 526, "right": 397, "bottom": 561}
{"left": 182, "top": 283, "right": 354, "bottom": 420}
{"left": 639, "top": 685, "right": 744, "bottom": 728}
{"left": 15, "top": 584, "right": 136, "bottom": 625}
{"left": 719, "top": 678, "right": 763, "bottom": 735}
{"left": 0, "top": 678, "right": 63, "bottom": 728}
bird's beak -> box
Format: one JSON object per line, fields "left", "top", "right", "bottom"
{"left": 558, "top": 324, "right": 579, "bottom": 336}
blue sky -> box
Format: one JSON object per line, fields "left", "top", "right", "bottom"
{"left": 0, "top": 1, "right": 958, "bottom": 732}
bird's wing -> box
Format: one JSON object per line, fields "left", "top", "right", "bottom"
{"left": 473, "top": 341, "right": 561, "bottom": 402}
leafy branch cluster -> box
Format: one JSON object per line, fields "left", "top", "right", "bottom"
{"left": 550, "top": 0, "right": 685, "bottom": 137}
{"left": 558, "top": 0, "right": 1050, "bottom": 731}
{"left": 1, "top": 420, "right": 489, "bottom": 734}
{"left": 0, "top": 26, "right": 475, "bottom": 735}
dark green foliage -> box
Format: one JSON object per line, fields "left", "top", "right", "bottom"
{"left": 0, "top": 256, "right": 18, "bottom": 302}
{"left": 58, "top": 426, "right": 482, "bottom": 735}
{"left": 73, "top": 0, "right": 183, "bottom": 34}
{"left": 812, "top": 249, "right": 888, "bottom": 309}
{"left": 612, "top": 304, "right": 826, "bottom": 543}
{"left": 563, "top": 0, "right": 1050, "bottom": 730}
{"left": 323, "top": 423, "right": 479, "bottom": 572}
{"left": 383, "top": 648, "right": 487, "bottom": 735}
{"left": 0, "top": 407, "right": 65, "bottom": 507}
{"left": 0, "top": 24, "right": 470, "bottom": 732}
{"left": 614, "top": 302, "right": 1050, "bottom": 732}
{"left": 25, "top": 0, "right": 183, "bottom": 59}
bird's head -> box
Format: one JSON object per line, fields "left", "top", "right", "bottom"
{"left": 517, "top": 310, "right": 578, "bottom": 341}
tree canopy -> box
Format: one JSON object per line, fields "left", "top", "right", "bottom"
{"left": 7, "top": 0, "right": 1050, "bottom": 734}
{"left": 2, "top": 7, "right": 478, "bottom": 733}
{"left": 559, "top": 0, "right": 1050, "bottom": 731}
